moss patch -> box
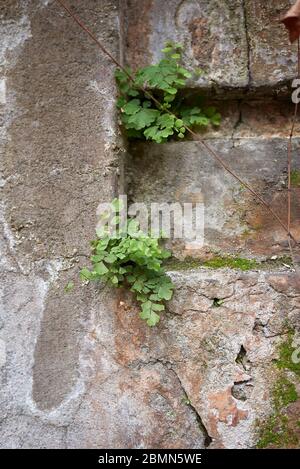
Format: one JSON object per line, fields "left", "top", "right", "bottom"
{"left": 257, "top": 377, "right": 298, "bottom": 449}
{"left": 165, "top": 255, "right": 258, "bottom": 271}
{"left": 203, "top": 256, "right": 258, "bottom": 271}
{"left": 257, "top": 333, "right": 300, "bottom": 449}
{"left": 165, "top": 255, "right": 292, "bottom": 272}
{"left": 277, "top": 332, "right": 300, "bottom": 378}
{"left": 291, "top": 170, "right": 300, "bottom": 188}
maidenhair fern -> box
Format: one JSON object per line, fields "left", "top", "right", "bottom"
{"left": 81, "top": 199, "right": 174, "bottom": 326}
{"left": 116, "top": 42, "right": 221, "bottom": 143}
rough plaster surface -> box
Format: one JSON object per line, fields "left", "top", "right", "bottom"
{"left": 116, "top": 268, "right": 300, "bottom": 449}
{"left": 0, "top": 0, "right": 300, "bottom": 450}
{"left": 128, "top": 139, "right": 300, "bottom": 258}
{"left": 123, "top": 0, "right": 299, "bottom": 90}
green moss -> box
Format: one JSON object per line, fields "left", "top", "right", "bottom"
{"left": 291, "top": 170, "right": 300, "bottom": 188}
{"left": 273, "top": 377, "right": 298, "bottom": 410}
{"left": 257, "top": 377, "right": 298, "bottom": 449}
{"left": 203, "top": 256, "right": 258, "bottom": 271}
{"left": 165, "top": 255, "right": 293, "bottom": 272}
{"left": 257, "top": 332, "right": 300, "bottom": 449}
{"left": 165, "top": 255, "right": 258, "bottom": 271}
{"left": 257, "top": 414, "right": 298, "bottom": 449}
{"left": 165, "top": 258, "right": 205, "bottom": 271}
{"left": 276, "top": 332, "right": 300, "bottom": 378}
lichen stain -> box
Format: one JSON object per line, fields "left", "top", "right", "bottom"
{"left": 238, "top": 188, "right": 300, "bottom": 256}
{"left": 125, "top": 0, "right": 154, "bottom": 70}
{"left": 209, "top": 387, "right": 248, "bottom": 428}
{"left": 188, "top": 17, "right": 214, "bottom": 69}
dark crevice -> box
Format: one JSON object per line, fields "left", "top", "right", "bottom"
{"left": 232, "top": 379, "right": 252, "bottom": 402}
{"left": 236, "top": 345, "right": 248, "bottom": 370}
{"left": 127, "top": 357, "right": 213, "bottom": 447}
{"left": 212, "top": 298, "right": 223, "bottom": 308}
{"left": 170, "top": 368, "right": 213, "bottom": 448}
{"left": 253, "top": 319, "right": 265, "bottom": 334}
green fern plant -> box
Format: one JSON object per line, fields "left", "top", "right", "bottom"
{"left": 116, "top": 42, "right": 221, "bottom": 143}
{"left": 80, "top": 199, "right": 174, "bottom": 326}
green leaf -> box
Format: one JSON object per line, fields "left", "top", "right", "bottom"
{"left": 115, "top": 69, "right": 129, "bottom": 83}
{"left": 175, "top": 119, "right": 184, "bottom": 128}
{"left": 160, "top": 128, "right": 174, "bottom": 138}
{"left": 94, "top": 262, "right": 109, "bottom": 275}
{"left": 162, "top": 47, "right": 173, "bottom": 53}
{"left": 104, "top": 253, "right": 117, "bottom": 263}
{"left": 140, "top": 301, "right": 152, "bottom": 319}
{"left": 96, "top": 239, "right": 109, "bottom": 252}
{"left": 157, "top": 284, "right": 173, "bottom": 300}
{"left": 149, "top": 294, "right": 160, "bottom": 301}
{"left": 191, "top": 116, "right": 210, "bottom": 126}
{"left": 80, "top": 268, "right": 92, "bottom": 281}
{"left": 205, "top": 106, "right": 217, "bottom": 117}
{"left": 140, "top": 303, "right": 160, "bottom": 326}
{"left": 128, "top": 107, "right": 160, "bottom": 130}
{"left": 144, "top": 125, "right": 173, "bottom": 143}
{"left": 64, "top": 281, "right": 74, "bottom": 293}
{"left": 117, "top": 96, "right": 127, "bottom": 108}
{"left": 123, "top": 99, "right": 141, "bottom": 115}
{"left": 147, "top": 311, "right": 160, "bottom": 327}
{"left": 178, "top": 67, "right": 192, "bottom": 78}
{"left": 128, "top": 88, "right": 139, "bottom": 97}
{"left": 157, "top": 113, "right": 175, "bottom": 129}
{"left": 111, "top": 275, "right": 119, "bottom": 285}
{"left": 132, "top": 279, "right": 144, "bottom": 293}
{"left": 165, "top": 87, "right": 177, "bottom": 95}
{"left": 111, "top": 198, "right": 124, "bottom": 213}
{"left": 174, "top": 78, "right": 186, "bottom": 87}
{"left": 91, "top": 254, "right": 105, "bottom": 262}
{"left": 164, "top": 94, "right": 176, "bottom": 103}
{"left": 211, "top": 113, "right": 221, "bottom": 126}
{"left": 144, "top": 125, "right": 159, "bottom": 140}
{"left": 152, "top": 303, "right": 165, "bottom": 312}
{"left": 127, "top": 274, "right": 137, "bottom": 283}
{"left": 127, "top": 219, "right": 140, "bottom": 236}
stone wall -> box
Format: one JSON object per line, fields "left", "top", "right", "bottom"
{"left": 0, "top": 0, "right": 300, "bottom": 449}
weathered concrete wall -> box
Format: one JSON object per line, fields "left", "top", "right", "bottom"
{"left": 0, "top": 0, "right": 125, "bottom": 448}
{"left": 124, "top": 0, "right": 300, "bottom": 449}
{"left": 0, "top": 0, "right": 300, "bottom": 449}
{"left": 128, "top": 138, "right": 300, "bottom": 258}
{"left": 123, "top": 0, "right": 298, "bottom": 89}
